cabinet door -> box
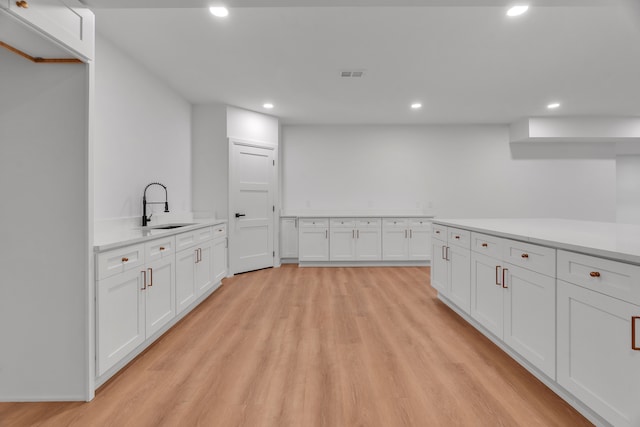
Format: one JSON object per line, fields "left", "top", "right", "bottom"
{"left": 176, "top": 248, "right": 197, "bottom": 314}
{"left": 280, "top": 218, "right": 298, "bottom": 258}
{"left": 558, "top": 280, "right": 640, "bottom": 427}
{"left": 382, "top": 227, "right": 408, "bottom": 261}
{"left": 330, "top": 228, "right": 356, "bottom": 261}
{"left": 97, "top": 269, "right": 145, "bottom": 376}
{"left": 470, "top": 251, "right": 503, "bottom": 338}
{"left": 503, "top": 264, "right": 555, "bottom": 379}
{"left": 145, "top": 257, "right": 175, "bottom": 338}
{"left": 8, "top": 0, "right": 94, "bottom": 60}
{"left": 213, "top": 236, "right": 227, "bottom": 284}
{"left": 196, "top": 241, "right": 214, "bottom": 297}
{"left": 355, "top": 228, "right": 381, "bottom": 261}
{"left": 298, "top": 228, "right": 329, "bottom": 261}
{"left": 430, "top": 239, "right": 448, "bottom": 296}
{"left": 448, "top": 244, "right": 471, "bottom": 314}
{"left": 408, "top": 227, "right": 431, "bottom": 261}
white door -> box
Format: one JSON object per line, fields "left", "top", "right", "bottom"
{"left": 230, "top": 141, "right": 275, "bottom": 274}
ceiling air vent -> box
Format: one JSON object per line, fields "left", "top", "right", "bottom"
{"left": 340, "top": 70, "right": 365, "bottom": 78}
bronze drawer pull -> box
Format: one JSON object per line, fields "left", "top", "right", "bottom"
{"left": 633, "top": 316, "right": 640, "bottom": 351}
{"left": 521, "top": 253, "right": 529, "bottom": 259}
{"left": 455, "top": 235, "right": 460, "bottom": 240}
{"left": 159, "top": 246, "right": 165, "bottom": 251}
{"left": 435, "top": 230, "right": 440, "bottom": 234}
{"left": 16, "top": 1, "right": 29, "bottom": 8}
{"left": 502, "top": 268, "right": 508, "bottom": 289}
{"left": 590, "top": 271, "right": 601, "bottom": 278}
{"left": 122, "top": 257, "right": 129, "bottom": 262}
{"left": 482, "top": 243, "right": 488, "bottom": 247}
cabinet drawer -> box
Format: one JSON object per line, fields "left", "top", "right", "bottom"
{"left": 432, "top": 224, "right": 447, "bottom": 240}
{"left": 503, "top": 240, "right": 555, "bottom": 277}
{"left": 213, "top": 224, "right": 227, "bottom": 239}
{"left": 330, "top": 218, "right": 356, "bottom": 228}
{"left": 145, "top": 236, "right": 175, "bottom": 263}
{"left": 558, "top": 250, "right": 640, "bottom": 305}
{"left": 409, "top": 218, "right": 432, "bottom": 229}
{"left": 447, "top": 227, "right": 471, "bottom": 249}
{"left": 97, "top": 243, "right": 145, "bottom": 280}
{"left": 384, "top": 218, "right": 408, "bottom": 228}
{"left": 194, "top": 226, "right": 213, "bottom": 242}
{"left": 356, "top": 218, "right": 380, "bottom": 228}
{"left": 299, "top": 218, "right": 328, "bottom": 228}
{"left": 471, "top": 232, "right": 503, "bottom": 258}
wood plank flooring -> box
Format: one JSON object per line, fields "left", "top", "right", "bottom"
{"left": 0, "top": 266, "right": 592, "bottom": 427}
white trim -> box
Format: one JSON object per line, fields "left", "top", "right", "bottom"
{"left": 298, "top": 260, "right": 430, "bottom": 267}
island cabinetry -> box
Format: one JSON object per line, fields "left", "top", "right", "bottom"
{"left": 298, "top": 218, "right": 329, "bottom": 262}
{"left": 431, "top": 224, "right": 471, "bottom": 313}
{"left": 470, "top": 233, "right": 556, "bottom": 379}
{"left": 329, "top": 218, "right": 381, "bottom": 261}
{"left": 280, "top": 217, "right": 298, "bottom": 259}
{"left": 96, "top": 236, "right": 176, "bottom": 376}
{"left": 212, "top": 224, "right": 228, "bottom": 284}
{"left": 382, "top": 218, "right": 432, "bottom": 261}
{"left": 557, "top": 250, "right": 640, "bottom": 427}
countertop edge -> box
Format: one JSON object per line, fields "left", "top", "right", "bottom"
{"left": 432, "top": 219, "right": 640, "bottom": 265}
{"left": 94, "top": 220, "right": 228, "bottom": 253}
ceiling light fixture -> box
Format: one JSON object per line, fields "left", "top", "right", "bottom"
{"left": 411, "top": 103, "right": 422, "bottom": 109}
{"left": 263, "top": 103, "right": 274, "bottom": 109}
{"left": 209, "top": 7, "right": 229, "bottom": 17}
{"left": 547, "top": 102, "right": 560, "bottom": 109}
{"left": 506, "top": 5, "right": 529, "bottom": 17}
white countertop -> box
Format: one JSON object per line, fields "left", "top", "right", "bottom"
{"left": 281, "top": 211, "right": 435, "bottom": 218}
{"left": 94, "top": 218, "right": 227, "bottom": 252}
{"left": 433, "top": 218, "right": 640, "bottom": 265}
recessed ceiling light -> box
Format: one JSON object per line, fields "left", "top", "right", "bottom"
{"left": 263, "top": 103, "right": 274, "bottom": 109}
{"left": 411, "top": 103, "right": 422, "bottom": 109}
{"left": 209, "top": 7, "right": 229, "bottom": 17}
{"left": 506, "top": 5, "right": 529, "bottom": 17}
{"left": 547, "top": 102, "right": 561, "bottom": 109}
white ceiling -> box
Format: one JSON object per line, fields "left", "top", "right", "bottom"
{"left": 88, "top": 0, "right": 640, "bottom": 124}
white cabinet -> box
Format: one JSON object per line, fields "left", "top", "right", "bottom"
{"left": 212, "top": 224, "right": 228, "bottom": 284}
{"left": 329, "top": 218, "right": 381, "bottom": 261}
{"left": 382, "top": 218, "right": 432, "bottom": 261}
{"left": 298, "top": 218, "right": 329, "bottom": 262}
{"left": 96, "top": 236, "right": 176, "bottom": 376}
{"left": 1, "top": 0, "right": 94, "bottom": 61}
{"left": 469, "top": 232, "right": 556, "bottom": 379}
{"left": 431, "top": 224, "right": 471, "bottom": 313}
{"left": 280, "top": 217, "right": 298, "bottom": 259}
{"left": 557, "top": 250, "right": 640, "bottom": 427}
{"left": 176, "top": 227, "right": 215, "bottom": 314}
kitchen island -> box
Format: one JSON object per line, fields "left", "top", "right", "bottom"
{"left": 432, "top": 218, "right": 640, "bottom": 427}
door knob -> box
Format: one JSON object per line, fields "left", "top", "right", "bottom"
{"left": 235, "top": 213, "right": 246, "bottom": 218}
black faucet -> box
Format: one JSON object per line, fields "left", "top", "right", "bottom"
{"left": 142, "top": 182, "right": 169, "bottom": 226}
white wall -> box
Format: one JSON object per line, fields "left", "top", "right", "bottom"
{"left": 94, "top": 35, "right": 192, "bottom": 221}
{"left": 617, "top": 155, "right": 640, "bottom": 224}
{"left": 191, "top": 104, "right": 228, "bottom": 219}
{"left": 0, "top": 49, "right": 89, "bottom": 400}
{"left": 282, "top": 125, "right": 617, "bottom": 221}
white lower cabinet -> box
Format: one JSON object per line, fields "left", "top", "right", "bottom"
{"left": 280, "top": 217, "right": 298, "bottom": 259}
{"left": 329, "top": 218, "right": 381, "bottom": 261}
{"left": 382, "top": 218, "right": 432, "bottom": 261}
{"left": 96, "top": 223, "right": 227, "bottom": 381}
{"left": 431, "top": 225, "right": 471, "bottom": 313}
{"left": 298, "top": 218, "right": 329, "bottom": 262}
{"left": 469, "top": 236, "right": 556, "bottom": 379}
{"left": 557, "top": 277, "right": 640, "bottom": 426}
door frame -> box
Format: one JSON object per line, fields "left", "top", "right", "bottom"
{"left": 228, "top": 137, "right": 279, "bottom": 276}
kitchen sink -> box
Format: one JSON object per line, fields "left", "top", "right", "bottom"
{"left": 146, "top": 223, "right": 196, "bottom": 230}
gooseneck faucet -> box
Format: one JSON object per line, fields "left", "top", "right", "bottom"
{"left": 142, "top": 182, "right": 169, "bottom": 226}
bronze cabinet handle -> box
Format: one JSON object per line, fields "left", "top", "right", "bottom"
{"left": 122, "top": 257, "right": 129, "bottom": 263}
{"left": 435, "top": 230, "right": 440, "bottom": 234}
{"left": 482, "top": 243, "right": 488, "bottom": 248}
{"left": 159, "top": 246, "right": 165, "bottom": 251}
{"left": 502, "top": 268, "right": 508, "bottom": 289}
{"left": 147, "top": 268, "right": 153, "bottom": 287}
{"left": 495, "top": 266, "right": 501, "bottom": 286}
{"left": 633, "top": 316, "right": 640, "bottom": 351}
{"left": 141, "top": 270, "right": 147, "bottom": 290}
{"left": 455, "top": 235, "right": 460, "bottom": 239}
{"left": 521, "top": 253, "right": 529, "bottom": 259}
{"left": 16, "top": 1, "right": 29, "bottom": 8}
{"left": 590, "top": 271, "right": 601, "bottom": 278}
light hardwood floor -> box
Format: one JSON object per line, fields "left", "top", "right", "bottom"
{"left": 0, "top": 266, "right": 592, "bottom": 427}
